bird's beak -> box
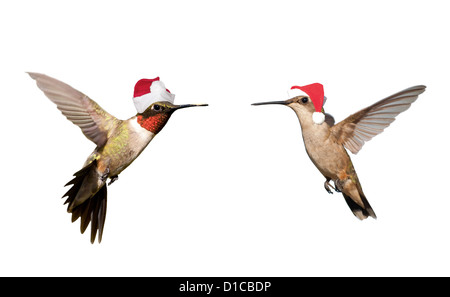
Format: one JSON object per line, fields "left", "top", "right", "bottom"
{"left": 172, "top": 103, "right": 209, "bottom": 111}
{"left": 251, "top": 100, "right": 289, "bottom": 106}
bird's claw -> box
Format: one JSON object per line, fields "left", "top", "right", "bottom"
{"left": 324, "top": 179, "right": 344, "bottom": 194}
{"left": 334, "top": 180, "right": 343, "bottom": 193}
{"left": 324, "top": 180, "right": 335, "bottom": 194}
{"left": 108, "top": 175, "right": 118, "bottom": 186}
{"left": 101, "top": 168, "right": 117, "bottom": 185}
{"left": 101, "top": 168, "right": 110, "bottom": 182}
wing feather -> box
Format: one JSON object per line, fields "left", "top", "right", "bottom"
{"left": 28, "top": 72, "right": 119, "bottom": 147}
{"left": 330, "top": 85, "right": 426, "bottom": 154}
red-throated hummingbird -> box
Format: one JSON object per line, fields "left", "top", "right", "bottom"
{"left": 29, "top": 73, "right": 207, "bottom": 242}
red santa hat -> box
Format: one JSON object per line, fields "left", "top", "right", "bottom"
{"left": 132, "top": 77, "right": 175, "bottom": 113}
{"left": 288, "top": 83, "right": 325, "bottom": 124}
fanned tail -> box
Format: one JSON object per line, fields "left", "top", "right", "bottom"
{"left": 62, "top": 160, "right": 107, "bottom": 243}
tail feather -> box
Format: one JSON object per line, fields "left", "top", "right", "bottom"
{"left": 90, "top": 185, "right": 107, "bottom": 243}
{"left": 343, "top": 192, "right": 376, "bottom": 220}
{"left": 62, "top": 160, "right": 108, "bottom": 243}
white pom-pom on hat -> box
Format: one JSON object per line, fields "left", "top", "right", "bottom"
{"left": 132, "top": 77, "right": 175, "bottom": 113}
{"left": 312, "top": 111, "right": 325, "bottom": 124}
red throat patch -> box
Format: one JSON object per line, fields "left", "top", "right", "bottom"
{"left": 137, "top": 114, "right": 170, "bottom": 134}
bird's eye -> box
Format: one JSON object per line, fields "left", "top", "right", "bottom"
{"left": 301, "top": 97, "right": 309, "bottom": 103}
{"left": 152, "top": 104, "right": 161, "bottom": 111}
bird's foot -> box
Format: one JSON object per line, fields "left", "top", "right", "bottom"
{"left": 334, "top": 180, "right": 343, "bottom": 193}
{"left": 324, "top": 180, "right": 335, "bottom": 194}
{"left": 101, "top": 168, "right": 110, "bottom": 183}
{"left": 108, "top": 175, "right": 119, "bottom": 186}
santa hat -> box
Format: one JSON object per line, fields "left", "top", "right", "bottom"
{"left": 132, "top": 77, "right": 175, "bottom": 113}
{"left": 288, "top": 83, "right": 326, "bottom": 125}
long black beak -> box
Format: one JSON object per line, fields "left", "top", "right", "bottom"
{"left": 173, "top": 103, "right": 208, "bottom": 110}
{"left": 251, "top": 100, "right": 288, "bottom": 106}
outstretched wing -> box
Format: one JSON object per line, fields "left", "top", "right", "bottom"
{"left": 330, "top": 85, "right": 426, "bottom": 154}
{"left": 28, "top": 72, "right": 118, "bottom": 147}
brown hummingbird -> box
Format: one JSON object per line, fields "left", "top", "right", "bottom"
{"left": 29, "top": 72, "right": 208, "bottom": 243}
{"left": 252, "top": 83, "right": 426, "bottom": 220}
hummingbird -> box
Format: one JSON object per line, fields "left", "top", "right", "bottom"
{"left": 252, "top": 83, "right": 426, "bottom": 220}
{"left": 28, "top": 72, "right": 208, "bottom": 243}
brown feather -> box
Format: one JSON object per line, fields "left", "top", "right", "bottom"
{"left": 61, "top": 160, "right": 108, "bottom": 243}
{"left": 330, "top": 85, "right": 426, "bottom": 154}
{"left": 343, "top": 192, "right": 376, "bottom": 220}
{"left": 28, "top": 72, "right": 119, "bottom": 147}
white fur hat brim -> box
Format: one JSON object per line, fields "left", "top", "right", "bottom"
{"left": 133, "top": 81, "right": 175, "bottom": 113}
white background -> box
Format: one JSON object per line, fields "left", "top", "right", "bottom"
{"left": 1, "top": 0, "right": 449, "bottom": 276}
